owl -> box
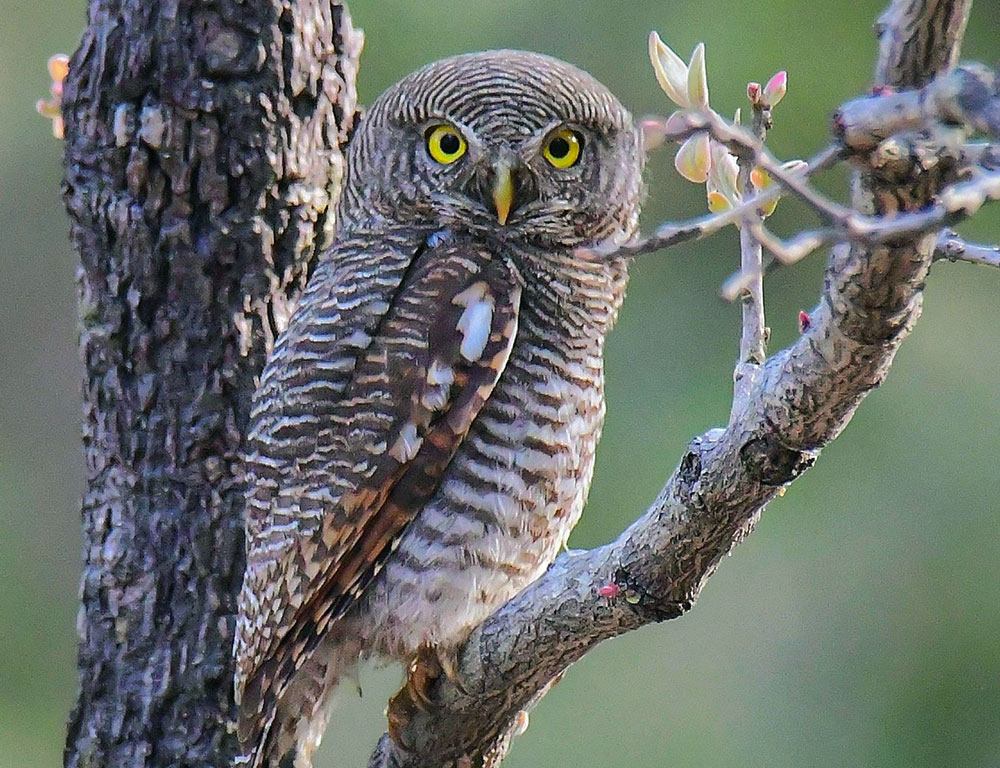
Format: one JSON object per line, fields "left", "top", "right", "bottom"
{"left": 234, "top": 50, "right": 645, "bottom": 767}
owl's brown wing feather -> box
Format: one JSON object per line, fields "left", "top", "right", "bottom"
{"left": 235, "top": 235, "right": 521, "bottom": 756}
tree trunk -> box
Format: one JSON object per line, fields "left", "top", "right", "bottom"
{"left": 61, "top": 2, "right": 361, "bottom": 765}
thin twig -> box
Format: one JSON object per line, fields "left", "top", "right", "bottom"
{"left": 719, "top": 167, "right": 1000, "bottom": 296}
{"left": 732, "top": 92, "right": 770, "bottom": 404}
{"left": 599, "top": 67, "right": 1000, "bottom": 267}
{"left": 582, "top": 143, "right": 842, "bottom": 260}
{"left": 705, "top": 111, "right": 854, "bottom": 227}
{"left": 721, "top": 226, "right": 833, "bottom": 301}
{"left": 961, "top": 142, "right": 1000, "bottom": 169}
{"left": 934, "top": 229, "right": 1000, "bottom": 267}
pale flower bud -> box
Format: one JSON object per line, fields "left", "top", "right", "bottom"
{"left": 686, "top": 43, "right": 709, "bottom": 108}
{"left": 763, "top": 71, "right": 787, "bottom": 107}
{"left": 674, "top": 132, "right": 711, "bottom": 184}
{"left": 648, "top": 32, "right": 690, "bottom": 108}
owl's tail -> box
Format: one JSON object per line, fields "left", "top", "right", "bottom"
{"left": 236, "top": 707, "right": 320, "bottom": 768}
{"left": 236, "top": 638, "right": 361, "bottom": 768}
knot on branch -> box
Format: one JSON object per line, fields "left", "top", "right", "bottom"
{"left": 738, "top": 433, "right": 814, "bottom": 486}
{"left": 674, "top": 430, "right": 724, "bottom": 511}
{"left": 678, "top": 446, "right": 703, "bottom": 485}
{"left": 604, "top": 565, "right": 689, "bottom": 623}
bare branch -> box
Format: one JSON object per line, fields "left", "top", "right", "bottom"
{"left": 961, "top": 141, "right": 1000, "bottom": 169}
{"left": 720, "top": 225, "right": 830, "bottom": 302}
{"left": 874, "top": 0, "right": 971, "bottom": 88}
{"left": 364, "top": 1, "right": 977, "bottom": 766}
{"left": 935, "top": 229, "right": 1000, "bottom": 268}
{"left": 608, "top": 60, "right": 1000, "bottom": 270}
{"left": 718, "top": 160, "right": 1000, "bottom": 297}
{"left": 585, "top": 143, "right": 841, "bottom": 260}
{"left": 836, "top": 64, "right": 1000, "bottom": 152}
{"left": 733, "top": 94, "right": 770, "bottom": 406}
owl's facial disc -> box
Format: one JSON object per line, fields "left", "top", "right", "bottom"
{"left": 340, "top": 51, "right": 644, "bottom": 247}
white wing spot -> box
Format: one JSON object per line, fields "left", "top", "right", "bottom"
{"left": 389, "top": 421, "right": 423, "bottom": 462}
{"left": 426, "top": 359, "right": 455, "bottom": 387}
{"left": 454, "top": 283, "right": 494, "bottom": 362}
{"left": 452, "top": 282, "right": 488, "bottom": 308}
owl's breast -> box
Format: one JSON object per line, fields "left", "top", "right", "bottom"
{"left": 360, "top": 317, "right": 606, "bottom": 659}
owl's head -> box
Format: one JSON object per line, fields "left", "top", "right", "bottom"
{"left": 339, "top": 51, "right": 644, "bottom": 249}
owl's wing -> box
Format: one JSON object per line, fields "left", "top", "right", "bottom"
{"left": 235, "top": 234, "right": 522, "bottom": 752}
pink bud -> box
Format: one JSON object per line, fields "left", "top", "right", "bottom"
{"left": 38, "top": 54, "right": 70, "bottom": 140}
{"left": 798, "top": 310, "right": 811, "bottom": 333}
{"left": 640, "top": 117, "right": 670, "bottom": 151}
{"left": 763, "top": 71, "right": 787, "bottom": 108}
{"left": 746, "top": 81, "right": 762, "bottom": 104}
{"left": 598, "top": 583, "right": 621, "bottom": 598}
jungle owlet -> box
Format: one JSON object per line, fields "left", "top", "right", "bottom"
{"left": 234, "top": 50, "right": 645, "bottom": 767}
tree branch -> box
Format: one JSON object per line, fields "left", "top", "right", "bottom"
{"left": 606, "top": 59, "right": 1000, "bottom": 278}
{"left": 935, "top": 229, "right": 1000, "bottom": 267}
{"left": 719, "top": 161, "right": 1000, "bottom": 297}
{"left": 586, "top": 142, "right": 842, "bottom": 260}
{"left": 734, "top": 95, "right": 771, "bottom": 373}
{"left": 366, "top": 0, "right": 975, "bottom": 766}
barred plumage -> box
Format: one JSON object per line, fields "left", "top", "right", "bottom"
{"left": 235, "top": 50, "right": 644, "bottom": 767}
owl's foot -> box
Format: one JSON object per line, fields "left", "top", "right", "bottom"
{"left": 405, "top": 645, "right": 442, "bottom": 710}
{"left": 387, "top": 645, "right": 443, "bottom": 748}
{"left": 432, "top": 644, "right": 468, "bottom": 695}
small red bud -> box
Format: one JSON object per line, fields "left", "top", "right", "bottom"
{"left": 597, "top": 583, "right": 621, "bottom": 598}
{"left": 640, "top": 117, "right": 670, "bottom": 151}
{"left": 798, "top": 310, "right": 811, "bottom": 333}
{"left": 746, "top": 81, "right": 762, "bottom": 104}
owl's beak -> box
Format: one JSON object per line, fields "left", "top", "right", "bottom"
{"left": 491, "top": 162, "right": 516, "bottom": 225}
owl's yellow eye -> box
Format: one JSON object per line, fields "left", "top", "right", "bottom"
{"left": 426, "top": 124, "right": 467, "bottom": 164}
{"left": 543, "top": 128, "right": 583, "bottom": 168}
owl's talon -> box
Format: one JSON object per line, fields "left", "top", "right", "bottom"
{"left": 386, "top": 645, "right": 445, "bottom": 747}
{"left": 405, "top": 646, "right": 442, "bottom": 710}
{"left": 434, "top": 645, "right": 468, "bottom": 695}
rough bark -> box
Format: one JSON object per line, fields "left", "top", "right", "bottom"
{"left": 364, "top": 0, "right": 976, "bottom": 766}
{"left": 61, "top": 2, "right": 361, "bottom": 766}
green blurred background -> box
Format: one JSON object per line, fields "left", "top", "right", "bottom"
{"left": 2, "top": 1, "right": 998, "bottom": 766}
